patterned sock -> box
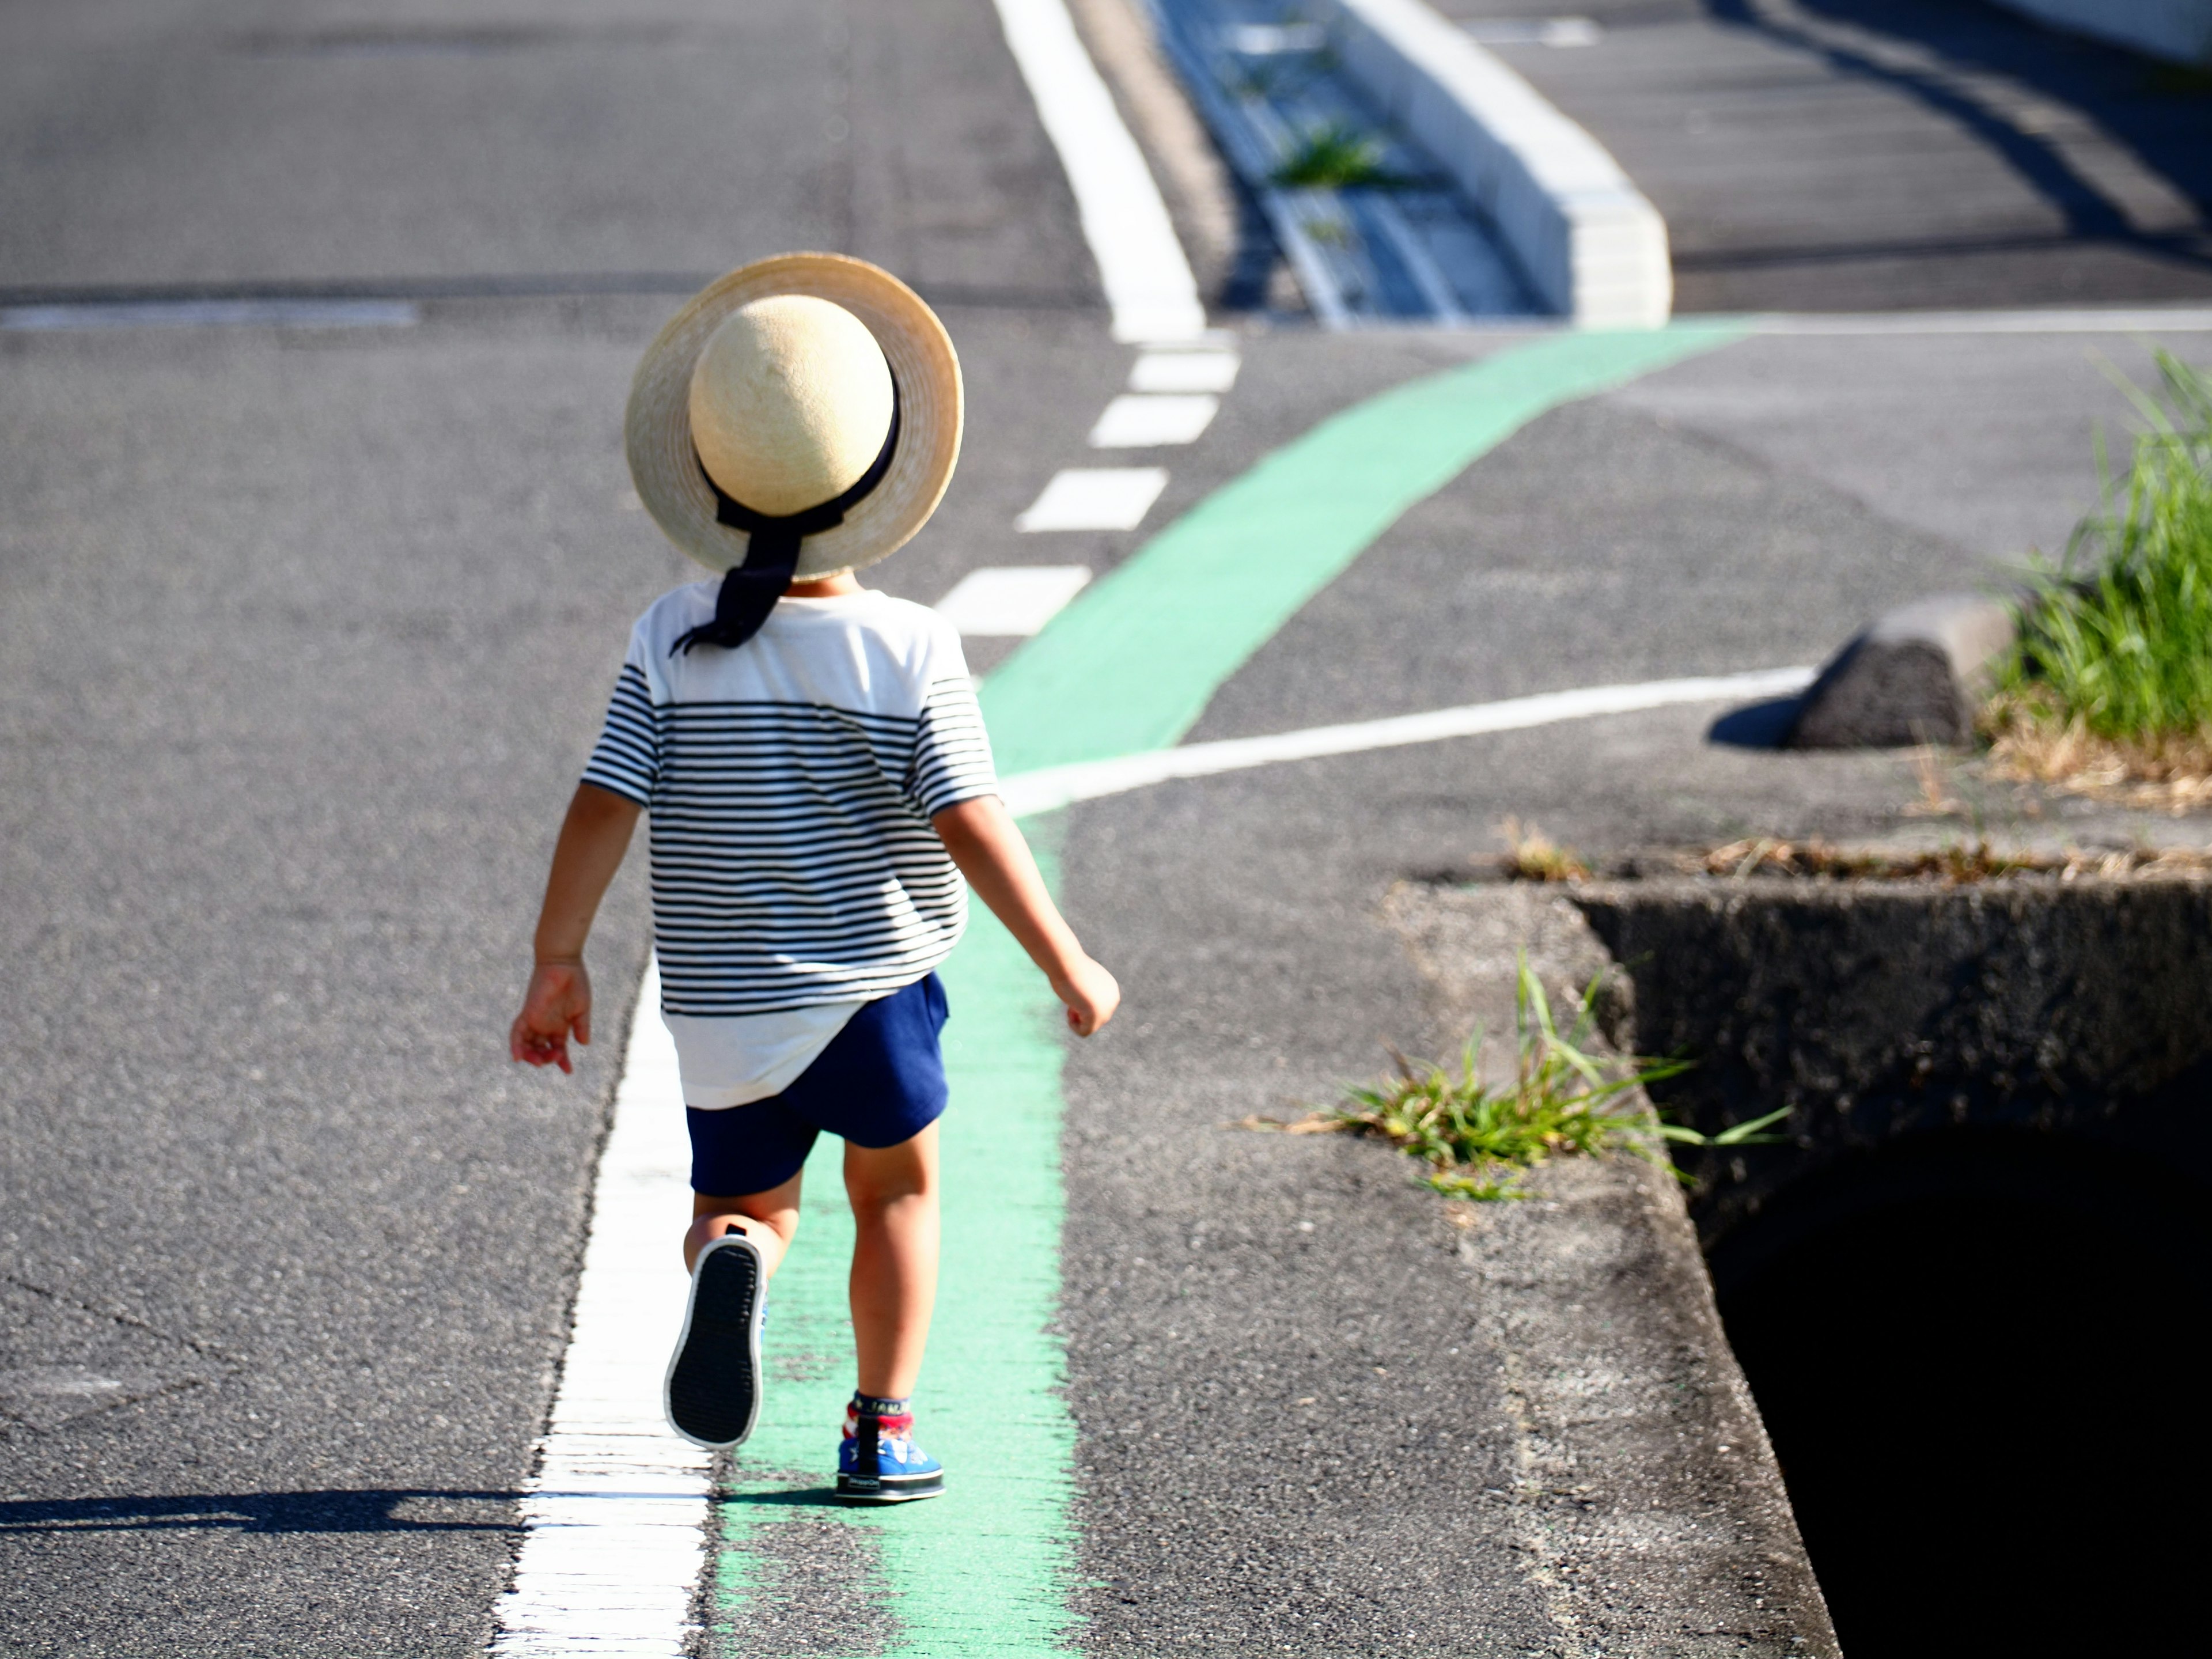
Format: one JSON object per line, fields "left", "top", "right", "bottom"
{"left": 843, "top": 1392, "right": 914, "bottom": 1440}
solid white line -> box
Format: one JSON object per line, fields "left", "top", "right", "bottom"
{"left": 998, "top": 666, "right": 1816, "bottom": 816}
{"left": 988, "top": 0, "right": 1207, "bottom": 343}
{"left": 1733, "top": 306, "right": 2212, "bottom": 335}
{"left": 488, "top": 958, "right": 709, "bottom": 1659}
{"left": 0, "top": 298, "right": 419, "bottom": 331}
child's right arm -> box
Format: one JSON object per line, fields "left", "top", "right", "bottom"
{"left": 509, "top": 783, "right": 643, "bottom": 1073}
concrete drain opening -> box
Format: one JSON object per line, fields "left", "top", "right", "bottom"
{"left": 1575, "top": 876, "right": 2212, "bottom": 1657}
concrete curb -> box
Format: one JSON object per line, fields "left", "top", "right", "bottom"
{"left": 1786, "top": 592, "right": 2017, "bottom": 749}
{"left": 1309, "top": 0, "right": 1673, "bottom": 325}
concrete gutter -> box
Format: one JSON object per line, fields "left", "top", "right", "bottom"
{"left": 1310, "top": 0, "right": 1673, "bottom": 325}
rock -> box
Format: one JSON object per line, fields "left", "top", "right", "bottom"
{"left": 1785, "top": 593, "right": 2016, "bottom": 749}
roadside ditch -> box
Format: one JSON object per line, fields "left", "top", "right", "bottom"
{"left": 1388, "top": 861, "right": 2211, "bottom": 1658}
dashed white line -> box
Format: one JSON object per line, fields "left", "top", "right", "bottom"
{"left": 488, "top": 958, "right": 709, "bottom": 1659}
{"left": 1016, "top": 467, "right": 1171, "bottom": 531}
{"left": 987, "top": 0, "right": 1207, "bottom": 343}
{"left": 935, "top": 566, "right": 1096, "bottom": 636}
{"left": 1129, "top": 350, "right": 1241, "bottom": 393}
{"left": 997, "top": 666, "right": 1818, "bottom": 816}
{"left": 1089, "top": 393, "right": 1220, "bottom": 447}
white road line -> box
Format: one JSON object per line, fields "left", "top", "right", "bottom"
{"left": 988, "top": 0, "right": 1207, "bottom": 343}
{"left": 1089, "top": 393, "right": 1220, "bottom": 447}
{"left": 998, "top": 666, "right": 1817, "bottom": 816}
{"left": 1130, "top": 350, "right": 1240, "bottom": 393}
{"left": 1016, "top": 467, "right": 1170, "bottom": 531}
{"left": 488, "top": 958, "right": 709, "bottom": 1659}
{"left": 0, "top": 298, "right": 419, "bottom": 331}
{"left": 935, "top": 566, "right": 1096, "bottom": 636}
{"left": 1734, "top": 306, "right": 2212, "bottom": 335}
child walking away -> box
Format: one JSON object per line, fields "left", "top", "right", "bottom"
{"left": 508, "top": 255, "right": 1119, "bottom": 1503}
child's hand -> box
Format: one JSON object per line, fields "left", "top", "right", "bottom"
{"left": 510, "top": 960, "right": 593, "bottom": 1073}
{"left": 1051, "top": 954, "right": 1120, "bottom": 1037}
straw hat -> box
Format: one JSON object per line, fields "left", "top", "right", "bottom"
{"left": 626, "top": 253, "right": 963, "bottom": 582}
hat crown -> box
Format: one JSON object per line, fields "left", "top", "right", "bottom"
{"left": 687, "top": 295, "right": 895, "bottom": 517}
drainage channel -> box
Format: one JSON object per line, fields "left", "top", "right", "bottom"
{"left": 1143, "top": 0, "right": 1541, "bottom": 324}
{"left": 1579, "top": 876, "right": 2212, "bottom": 1659}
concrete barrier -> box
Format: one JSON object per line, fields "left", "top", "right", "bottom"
{"left": 1309, "top": 0, "right": 1673, "bottom": 325}
{"left": 1993, "top": 0, "right": 2212, "bottom": 66}
{"left": 1785, "top": 593, "right": 2016, "bottom": 749}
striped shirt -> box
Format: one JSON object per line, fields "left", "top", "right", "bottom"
{"left": 582, "top": 584, "right": 998, "bottom": 1019}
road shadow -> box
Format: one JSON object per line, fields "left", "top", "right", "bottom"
{"left": 1703, "top": 0, "right": 2212, "bottom": 272}
{"left": 0, "top": 1489, "right": 520, "bottom": 1535}
{"left": 1708, "top": 695, "right": 1804, "bottom": 748}
{"left": 713, "top": 1484, "right": 848, "bottom": 1511}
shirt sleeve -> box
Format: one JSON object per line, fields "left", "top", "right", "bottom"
{"left": 580, "top": 634, "right": 661, "bottom": 808}
{"left": 906, "top": 626, "right": 998, "bottom": 819}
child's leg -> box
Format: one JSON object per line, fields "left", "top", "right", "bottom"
{"left": 685, "top": 1173, "right": 802, "bottom": 1275}
{"left": 843, "top": 1123, "right": 940, "bottom": 1399}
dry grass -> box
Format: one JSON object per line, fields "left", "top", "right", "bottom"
{"left": 1693, "top": 835, "right": 2212, "bottom": 883}
{"left": 1497, "top": 816, "right": 1590, "bottom": 883}
{"left": 1981, "top": 687, "right": 2212, "bottom": 812}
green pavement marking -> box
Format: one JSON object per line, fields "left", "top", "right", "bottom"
{"left": 710, "top": 325, "right": 1743, "bottom": 1653}
{"left": 982, "top": 325, "right": 1743, "bottom": 775}
{"left": 711, "top": 823, "right": 1074, "bottom": 1659}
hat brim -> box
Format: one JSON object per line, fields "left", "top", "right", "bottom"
{"left": 627, "top": 253, "right": 963, "bottom": 579}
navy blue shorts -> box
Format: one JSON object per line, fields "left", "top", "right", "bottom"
{"left": 685, "top": 973, "right": 949, "bottom": 1197}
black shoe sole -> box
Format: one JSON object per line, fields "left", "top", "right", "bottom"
{"left": 664, "top": 1233, "right": 764, "bottom": 1449}
{"left": 835, "top": 1471, "right": 945, "bottom": 1505}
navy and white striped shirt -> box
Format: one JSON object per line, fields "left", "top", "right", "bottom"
{"left": 582, "top": 584, "right": 998, "bottom": 1018}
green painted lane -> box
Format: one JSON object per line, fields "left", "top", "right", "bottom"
{"left": 709, "top": 325, "right": 1744, "bottom": 1653}
{"left": 982, "top": 326, "right": 1743, "bottom": 775}
{"left": 711, "top": 829, "right": 1076, "bottom": 1658}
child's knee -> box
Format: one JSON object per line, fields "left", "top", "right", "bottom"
{"left": 844, "top": 1153, "right": 935, "bottom": 1213}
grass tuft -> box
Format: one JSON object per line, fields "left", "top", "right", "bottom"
{"left": 1271, "top": 122, "right": 1393, "bottom": 190}
{"left": 1983, "top": 350, "right": 2212, "bottom": 801}
{"left": 1320, "top": 957, "right": 1688, "bottom": 1200}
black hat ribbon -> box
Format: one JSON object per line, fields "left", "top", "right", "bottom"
{"left": 671, "top": 377, "right": 902, "bottom": 655}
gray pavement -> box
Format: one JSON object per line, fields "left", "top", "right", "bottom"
{"left": 1430, "top": 0, "right": 2212, "bottom": 312}
{"left": 7, "top": 0, "right": 2212, "bottom": 1649}
{"left": 0, "top": 0, "right": 1116, "bottom": 1646}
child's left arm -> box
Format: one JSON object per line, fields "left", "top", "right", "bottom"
{"left": 933, "top": 794, "right": 1119, "bottom": 1036}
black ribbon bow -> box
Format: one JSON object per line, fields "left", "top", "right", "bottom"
{"left": 672, "top": 378, "right": 902, "bottom": 655}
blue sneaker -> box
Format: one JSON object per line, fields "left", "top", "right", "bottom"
{"left": 663, "top": 1231, "right": 764, "bottom": 1449}
{"left": 836, "top": 1393, "right": 944, "bottom": 1503}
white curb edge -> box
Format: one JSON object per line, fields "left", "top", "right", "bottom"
{"left": 1312, "top": 0, "right": 1673, "bottom": 327}
{"left": 990, "top": 0, "right": 1209, "bottom": 342}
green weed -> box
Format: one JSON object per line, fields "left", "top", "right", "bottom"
{"left": 1325, "top": 956, "right": 1691, "bottom": 1199}
{"left": 1984, "top": 351, "right": 2212, "bottom": 798}
{"left": 1270, "top": 122, "right": 1393, "bottom": 190}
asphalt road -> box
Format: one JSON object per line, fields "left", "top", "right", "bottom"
{"left": 5, "top": 0, "right": 2212, "bottom": 1652}
{"left": 1433, "top": 0, "right": 2212, "bottom": 312}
